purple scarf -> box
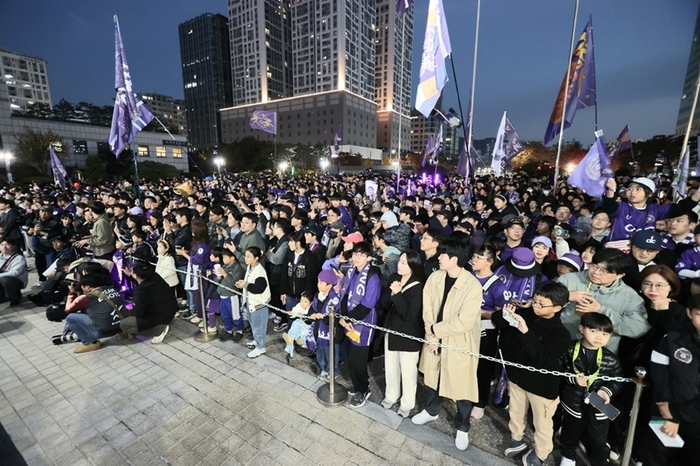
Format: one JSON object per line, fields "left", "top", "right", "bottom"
{"left": 344, "top": 263, "right": 377, "bottom": 347}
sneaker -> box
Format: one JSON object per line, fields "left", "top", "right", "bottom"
{"left": 380, "top": 398, "right": 395, "bottom": 409}
{"left": 455, "top": 430, "right": 469, "bottom": 451}
{"left": 272, "top": 315, "right": 282, "bottom": 324}
{"left": 609, "top": 446, "right": 620, "bottom": 462}
{"left": 32, "top": 281, "right": 43, "bottom": 288}
{"left": 318, "top": 371, "right": 329, "bottom": 381}
{"left": 411, "top": 410, "right": 439, "bottom": 425}
{"left": 397, "top": 406, "right": 412, "bottom": 418}
{"left": 349, "top": 391, "right": 370, "bottom": 409}
{"left": 232, "top": 331, "right": 244, "bottom": 342}
{"left": 470, "top": 406, "right": 485, "bottom": 419}
{"left": 189, "top": 316, "right": 202, "bottom": 325}
{"left": 151, "top": 325, "right": 169, "bottom": 344}
{"left": 273, "top": 322, "right": 288, "bottom": 332}
{"left": 504, "top": 439, "right": 528, "bottom": 459}
{"left": 559, "top": 457, "right": 576, "bottom": 466}
{"left": 73, "top": 341, "right": 102, "bottom": 354}
{"left": 219, "top": 330, "right": 233, "bottom": 342}
{"left": 180, "top": 310, "right": 195, "bottom": 320}
{"left": 521, "top": 449, "right": 544, "bottom": 466}
{"left": 203, "top": 326, "right": 217, "bottom": 334}
{"left": 247, "top": 347, "right": 266, "bottom": 359}
{"left": 268, "top": 313, "right": 277, "bottom": 321}
{"left": 119, "top": 331, "right": 134, "bottom": 340}
{"left": 244, "top": 339, "right": 256, "bottom": 348}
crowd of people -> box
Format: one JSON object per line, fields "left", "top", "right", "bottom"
{"left": 1, "top": 169, "right": 700, "bottom": 465}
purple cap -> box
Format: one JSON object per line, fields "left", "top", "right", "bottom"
{"left": 558, "top": 253, "right": 584, "bottom": 272}
{"left": 318, "top": 269, "right": 339, "bottom": 286}
{"left": 505, "top": 247, "right": 541, "bottom": 277}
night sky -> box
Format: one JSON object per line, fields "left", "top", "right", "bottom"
{"left": 0, "top": 0, "right": 697, "bottom": 146}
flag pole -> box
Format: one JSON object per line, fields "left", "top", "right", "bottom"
{"left": 553, "top": 0, "right": 580, "bottom": 187}
{"left": 396, "top": 8, "right": 408, "bottom": 193}
{"left": 129, "top": 133, "right": 142, "bottom": 201}
{"left": 467, "top": 0, "right": 481, "bottom": 174}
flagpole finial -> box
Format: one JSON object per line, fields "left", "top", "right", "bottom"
{"left": 114, "top": 15, "right": 118, "bottom": 23}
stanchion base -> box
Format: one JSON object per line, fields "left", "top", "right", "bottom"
{"left": 316, "top": 382, "right": 348, "bottom": 407}
{"left": 194, "top": 330, "right": 218, "bottom": 343}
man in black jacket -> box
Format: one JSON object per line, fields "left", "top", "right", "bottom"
{"left": 0, "top": 199, "right": 22, "bottom": 250}
{"left": 164, "top": 208, "right": 193, "bottom": 312}
{"left": 120, "top": 263, "right": 178, "bottom": 343}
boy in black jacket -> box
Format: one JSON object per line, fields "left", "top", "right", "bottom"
{"left": 492, "top": 281, "right": 570, "bottom": 466}
{"left": 558, "top": 313, "right": 622, "bottom": 466}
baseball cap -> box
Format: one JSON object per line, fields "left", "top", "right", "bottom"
{"left": 341, "top": 232, "right": 364, "bottom": 243}
{"left": 304, "top": 225, "right": 323, "bottom": 238}
{"left": 531, "top": 236, "right": 553, "bottom": 249}
{"left": 631, "top": 229, "right": 662, "bottom": 250}
{"left": 506, "top": 217, "right": 525, "bottom": 229}
{"left": 629, "top": 177, "right": 655, "bottom": 193}
{"left": 557, "top": 253, "right": 584, "bottom": 272}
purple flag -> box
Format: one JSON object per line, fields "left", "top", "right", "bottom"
{"left": 415, "top": 0, "right": 452, "bottom": 117}
{"left": 396, "top": 0, "right": 414, "bottom": 15}
{"left": 456, "top": 140, "right": 468, "bottom": 176}
{"left": 422, "top": 134, "right": 436, "bottom": 167}
{"left": 250, "top": 110, "right": 277, "bottom": 134}
{"left": 568, "top": 131, "right": 611, "bottom": 198}
{"left": 491, "top": 112, "right": 508, "bottom": 175}
{"left": 108, "top": 16, "right": 155, "bottom": 158}
{"left": 50, "top": 146, "right": 67, "bottom": 186}
{"left": 504, "top": 118, "right": 525, "bottom": 162}
{"left": 544, "top": 16, "right": 596, "bottom": 145}
{"left": 334, "top": 125, "right": 342, "bottom": 153}
{"left": 457, "top": 89, "right": 473, "bottom": 178}
{"left": 606, "top": 125, "right": 631, "bottom": 165}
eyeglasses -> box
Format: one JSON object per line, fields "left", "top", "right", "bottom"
{"left": 589, "top": 263, "right": 612, "bottom": 275}
{"left": 641, "top": 282, "right": 669, "bottom": 290}
{"left": 532, "top": 301, "right": 559, "bottom": 309}
{"left": 352, "top": 252, "right": 368, "bottom": 257}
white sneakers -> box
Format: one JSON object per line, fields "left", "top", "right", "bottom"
{"left": 470, "top": 406, "right": 485, "bottom": 419}
{"left": 455, "top": 431, "right": 469, "bottom": 451}
{"left": 411, "top": 410, "right": 439, "bottom": 425}
{"left": 151, "top": 325, "right": 169, "bottom": 344}
{"left": 247, "top": 347, "right": 266, "bottom": 358}
{"left": 559, "top": 457, "right": 576, "bottom": 466}
{"left": 381, "top": 398, "right": 395, "bottom": 409}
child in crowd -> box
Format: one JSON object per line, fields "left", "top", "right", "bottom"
{"left": 492, "top": 281, "right": 571, "bottom": 466}
{"left": 309, "top": 270, "right": 342, "bottom": 382}
{"left": 647, "top": 294, "right": 700, "bottom": 464}
{"left": 558, "top": 313, "right": 623, "bottom": 466}
{"left": 155, "top": 239, "right": 178, "bottom": 292}
{"left": 201, "top": 247, "right": 223, "bottom": 333}
{"left": 282, "top": 291, "right": 314, "bottom": 361}
{"left": 675, "top": 224, "right": 700, "bottom": 279}
{"left": 129, "top": 230, "right": 155, "bottom": 264}
{"left": 216, "top": 248, "right": 245, "bottom": 341}
{"left": 556, "top": 253, "right": 584, "bottom": 277}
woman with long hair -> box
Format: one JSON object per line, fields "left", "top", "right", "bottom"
{"left": 175, "top": 218, "right": 211, "bottom": 324}
{"left": 235, "top": 246, "right": 271, "bottom": 358}
{"left": 381, "top": 250, "right": 426, "bottom": 418}
{"left": 469, "top": 245, "right": 506, "bottom": 419}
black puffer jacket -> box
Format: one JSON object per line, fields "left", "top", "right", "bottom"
{"left": 558, "top": 343, "right": 623, "bottom": 419}
{"left": 384, "top": 223, "right": 412, "bottom": 252}
{"left": 385, "top": 279, "right": 424, "bottom": 352}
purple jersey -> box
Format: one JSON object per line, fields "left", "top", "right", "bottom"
{"left": 606, "top": 202, "right": 672, "bottom": 241}
{"left": 675, "top": 246, "right": 700, "bottom": 277}
{"left": 475, "top": 274, "right": 507, "bottom": 311}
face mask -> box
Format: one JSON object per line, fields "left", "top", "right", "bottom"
{"left": 329, "top": 231, "right": 338, "bottom": 239}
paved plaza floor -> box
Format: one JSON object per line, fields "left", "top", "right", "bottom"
{"left": 0, "top": 271, "right": 534, "bottom": 466}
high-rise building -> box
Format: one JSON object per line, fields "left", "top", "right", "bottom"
{"left": 375, "top": 0, "right": 412, "bottom": 156}
{"left": 291, "top": 0, "right": 376, "bottom": 101}
{"left": 178, "top": 13, "right": 233, "bottom": 149}
{"left": 676, "top": 4, "right": 700, "bottom": 138}
{"left": 228, "top": 0, "right": 293, "bottom": 106}
{"left": 138, "top": 93, "right": 187, "bottom": 135}
{"left": 0, "top": 47, "right": 51, "bottom": 113}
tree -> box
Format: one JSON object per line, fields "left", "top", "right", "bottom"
{"left": 25, "top": 102, "right": 53, "bottom": 118}
{"left": 14, "top": 128, "right": 66, "bottom": 175}
{"left": 84, "top": 155, "right": 108, "bottom": 180}
{"left": 52, "top": 99, "right": 76, "bottom": 120}
{"left": 220, "top": 137, "right": 275, "bottom": 173}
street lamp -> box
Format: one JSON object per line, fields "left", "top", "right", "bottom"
{"left": 0, "top": 151, "right": 13, "bottom": 183}
{"left": 279, "top": 161, "right": 288, "bottom": 173}
{"left": 320, "top": 158, "right": 329, "bottom": 171}
{"left": 214, "top": 157, "right": 225, "bottom": 174}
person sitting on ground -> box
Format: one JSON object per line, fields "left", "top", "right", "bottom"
{"left": 64, "top": 269, "right": 124, "bottom": 354}
{"left": 0, "top": 238, "right": 28, "bottom": 305}
{"left": 120, "top": 262, "right": 178, "bottom": 343}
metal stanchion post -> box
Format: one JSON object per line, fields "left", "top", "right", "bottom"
{"left": 194, "top": 271, "right": 217, "bottom": 343}
{"left": 317, "top": 305, "right": 348, "bottom": 406}
{"left": 621, "top": 367, "right": 647, "bottom": 466}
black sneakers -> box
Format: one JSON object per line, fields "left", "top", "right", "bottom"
{"left": 349, "top": 391, "right": 370, "bottom": 409}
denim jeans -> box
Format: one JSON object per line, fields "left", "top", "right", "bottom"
{"left": 248, "top": 305, "right": 269, "bottom": 349}
{"left": 316, "top": 343, "right": 340, "bottom": 375}
{"left": 66, "top": 313, "right": 110, "bottom": 345}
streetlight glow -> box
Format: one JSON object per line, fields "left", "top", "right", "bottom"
{"left": 320, "top": 159, "right": 329, "bottom": 170}
{"left": 279, "top": 161, "right": 288, "bottom": 171}
{"left": 1, "top": 151, "right": 13, "bottom": 183}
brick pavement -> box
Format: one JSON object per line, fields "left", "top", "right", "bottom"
{"left": 0, "top": 291, "right": 514, "bottom": 466}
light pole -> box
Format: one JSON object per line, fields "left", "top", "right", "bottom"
{"left": 320, "top": 158, "right": 329, "bottom": 173}
{"left": 279, "top": 161, "right": 288, "bottom": 175}
{"left": 214, "top": 157, "right": 224, "bottom": 174}
{"left": 392, "top": 149, "right": 400, "bottom": 193}
{"left": 1, "top": 151, "right": 13, "bottom": 183}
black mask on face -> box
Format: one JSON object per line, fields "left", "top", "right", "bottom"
{"left": 329, "top": 231, "right": 338, "bottom": 239}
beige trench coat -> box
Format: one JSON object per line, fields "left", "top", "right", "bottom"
{"left": 418, "top": 269, "right": 482, "bottom": 402}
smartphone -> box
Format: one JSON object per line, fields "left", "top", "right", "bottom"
{"left": 502, "top": 309, "right": 520, "bottom": 327}
{"left": 554, "top": 226, "right": 566, "bottom": 239}
{"left": 587, "top": 392, "right": 620, "bottom": 420}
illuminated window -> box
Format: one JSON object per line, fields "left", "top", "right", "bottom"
{"left": 138, "top": 145, "right": 149, "bottom": 157}
{"left": 172, "top": 147, "right": 182, "bottom": 158}
{"left": 156, "top": 146, "right": 166, "bottom": 158}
